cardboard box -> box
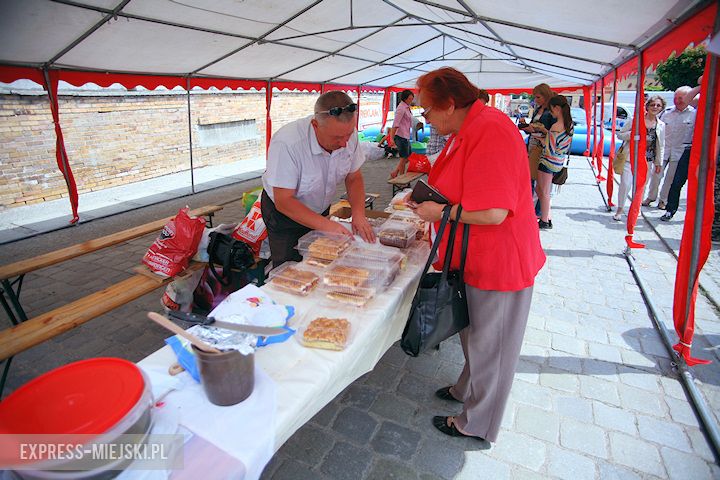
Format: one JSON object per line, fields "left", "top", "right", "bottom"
{"left": 331, "top": 206, "right": 390, "bottom": 220}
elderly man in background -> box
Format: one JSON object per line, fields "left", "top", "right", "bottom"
{"left": 261, "top": 91, "right": 375, "bottom": 267}
{"left": 644, "top": 86, "right": 696, "bottom": 209}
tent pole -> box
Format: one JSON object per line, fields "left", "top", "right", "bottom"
{"left": 186, "top": 78, "right": 195, "bottom": 194}
{"left": 683, "top": 9, "right": 720, "bottom": 347}
{"left": 631, "top": 54, "right": 643, "bottom": 200}
{"left": 625, "top": 252, "right": 720, "bottom": 463}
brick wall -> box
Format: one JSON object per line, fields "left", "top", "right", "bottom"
{"left": 0, "top": 89, "right": 373, "bottom": 210}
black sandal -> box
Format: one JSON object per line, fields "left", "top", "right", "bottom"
{"left": 432, "top": 416, "right": 485, "bottom": 441}
{"left": 435, "top": 386, "right": 462, "bottom": 403}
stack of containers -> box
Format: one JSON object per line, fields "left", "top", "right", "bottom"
{"left": 377, "top": 221, "right": 416, "bottom": 249}
{"left": 389, "top": 210, "right": 427, "bottom": 240}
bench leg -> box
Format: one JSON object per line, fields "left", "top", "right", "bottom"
{"left": 1, "top": 277, "right": 27, "bottom": 325}
{"left": 0, "top": 357, "right": 12, "bottom": 399}
{"left": 205, "top": 213, "right": 215, "bottom": 228}
{"left": 392, "top": 183, "right": 410, "bottom": 196}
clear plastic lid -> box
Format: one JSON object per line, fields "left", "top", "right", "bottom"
{"left": 344, "top": 243, "right": 406, "bottom": 278}
{"left": 297, "top": 315, "right": 352, "bottom": 351}
{"left": 389, "top": 211, "right": 427, "bottom": 239}
{"left": 267, "top": 261, "right": 320, "bottom": 296}
{"left": 322, "top": 262, "right": 377, "bottom": 296}
{"left": 377, "top": 221, "right": 416, "bottom": 249}
{"left": 296, "top": 231, "right": 353, "bottom": 260}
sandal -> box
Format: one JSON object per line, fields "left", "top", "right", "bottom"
{"left": 435, "top": 386, "right": 463, "bottom": 403}
{"left": 432, "top": 416, "right": 485, "bottom": 441}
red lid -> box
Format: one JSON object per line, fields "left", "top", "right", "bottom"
{"left": 0, "top": 358, "right": 146, "bottom": 435}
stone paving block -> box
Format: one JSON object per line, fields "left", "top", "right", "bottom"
{"left": 370, "top": 421, "right": 421, "bottom": 460}
{"left": 664, "top": 395, "right": 700, "bottom": 427}
{"left": 546, "top": 445, "right": 597, "bottom": 480}
{"left": 366, "top": 458, "right": 419, "bottom": 480}
{"left": 381, "top": 343, "right": 409, "bottom": 368}
{"left": 362, "top": 361, "right": 401, "bottom": 391}
{"left": 310, "top": 402, "right": 340, "bottom": 427}
{"left": 370, "top": 392, "right": 418, "bottom": 425}
{"left": 514, "top": 359, "right": 540, "bottom": 385}
{"left": 618, "top": 383, "right": 666, "bottom": 416}
{"left": 579, "top": 376, "right": 621, "bottom": 406}
{"left": 519, "top": 344, "right": 548, "bottom": 363}
{"left": 339, "top": 383, "right": 380, "bottom": 410}
{"left": 636, "top": 414, "right": 692, "bottom": 453}
{"left": 434, "top": 361, "right": 462, "bottom": 386}
{"left": 405, "top": 352, "right": 441, "bottom": 379}
{"left": 320, "top": 441, "right": 372, "bottom": 480}
{"left": 592, "top": 401, "right": 637, "bottom": 436}
{"left": 547, "top": 354, "right": 583, "bottom": 374}
{"left": 607, "top": 331, "right": 642, "bottom": 351}
{"left": 280, "top": 423, "right": 334, "bottom": 467}
{"left": 545, "top": 319, "right": 576, "bottom": 336}
{"left": 538, "top": 366, "right": 578, "bottom": 393}
{"left": 551, "top": 334, "right": 586, "bottom": 356}
{"left": 455, "top": 451, "right": 511, "bottom": 480}
{"left": 596, "top": 460, "right": 643, "bottom": 480}
{"left": 396, "top": 372, "right": 434, "bottom": 404}
{"left": 560, "top": 417, "right": 608, "bottom": 458}
{"left": 609, "top": 431, "right": 665, "bottom": 477}
{"left": 436, "top": 340, "right": 465, "bottom": 365}
{"left": 490, "top": 432, "right": 546, "bottom": 472}
{"left": 563, "top": 299, "right": 592, "bottom": 315}
{"left": 332, "top": 406, "right": 378, "bottom": 444}
{"left": 509, "top": 380, "right": 553, "bottom": 410}
{"left": 554, "top": 395, "right": 593, "bottom": 423}
{"left": 515, "top": 404, "right": 559, "bottom": 443}
{"left": 412, "top": 437, "right": 465, "bottom": 479}
{"left": 587, "top": 342, "right": 623, "bottom": 364}
{"left": 617, "top": 365, "right": 662, "bottom": 392}
{"left": 524, "top": 327, "right": 552, "bottom": 348}
{"left": 581, "top": 358, "right": 619, "bottom": 380}
{"left": 575, "top": 325, "right": 609, "bottom": 343}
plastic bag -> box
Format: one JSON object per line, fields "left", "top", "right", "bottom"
{"left": 193, "top": 223, "right": 237, "bottom": 262}
{"left": 242, "top": 187, "right": 262, "bottom": 214}
{"left": 232, "top": 199, "right": 267, "bottom": 257}
{"left": 161, "top": 267, "right": 206, "bottom": 313}
{"left": 407, "top": 152, "right": 431, "bottom": 174}
{"left": 142, "top": 208, "right": 206, "bottom": 277}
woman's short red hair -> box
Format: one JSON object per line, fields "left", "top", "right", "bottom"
{"left": 416, "top": 67, "right": 480, "bottom": 110}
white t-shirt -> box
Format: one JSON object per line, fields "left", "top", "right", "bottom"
{"left": 262, "top": 116, "right": 366, "bottom": 213}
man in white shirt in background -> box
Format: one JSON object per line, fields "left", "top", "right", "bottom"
{"left": 644, "top": 86, "right": 696, "bottom": 209}
{"left": 261, "top": 91, "right": 375, "bottom": 267}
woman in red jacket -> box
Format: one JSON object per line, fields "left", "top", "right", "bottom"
{"left": 410, "top": 68, "right": 546, "bottom": 443}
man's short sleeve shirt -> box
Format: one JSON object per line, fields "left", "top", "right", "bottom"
{"left": 262, "top": 116, "right": 365, "bottom": 213}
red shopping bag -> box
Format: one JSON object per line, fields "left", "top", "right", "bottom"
{"left": 142, "top": 207, "right": 206, "bottom": 277}
{"left": 232, "top": 199, "right": 267, "bottom": 257}
{"left": 407, "top": 153, "right": 431, "bottom": 174}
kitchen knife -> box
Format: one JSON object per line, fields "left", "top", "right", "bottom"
{"left": 167, "top": 310, "right": 287, "bottom": 336}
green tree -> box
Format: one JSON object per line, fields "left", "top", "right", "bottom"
{"left": 655, "top": 46, "right": 706, "bottom": 91}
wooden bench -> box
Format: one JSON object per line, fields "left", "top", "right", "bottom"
{"left": 388, "top": 171, "right": 426, "bottom": 195}
{"left": 0, "top": 205, "right": 223, "bottom": 325}
{"left": 0, "top": 263, "right": 206, "bottom": 363}
{"left": 338, "top": 192, "right": 380, "bottom": 210}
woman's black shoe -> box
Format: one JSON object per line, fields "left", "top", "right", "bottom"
{"left": 538, "top": 219, "right": 552, "bottom": 229}
{"left": 432, "top": 416, "right": 486, "bottom": 441}
{"left": 435, "top": 386, "right": 462, "bottom": 403}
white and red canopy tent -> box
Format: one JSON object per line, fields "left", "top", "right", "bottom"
{"left": 0, "top": 0, "right": 719, "bottom": 373}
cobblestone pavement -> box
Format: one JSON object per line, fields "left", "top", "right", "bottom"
{"left": 1, "top": 154, "right": 719, "bottom": 479}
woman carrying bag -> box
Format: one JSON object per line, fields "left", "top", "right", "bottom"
{"left": 409, "top": 68, "right": 545, "bottom": 443}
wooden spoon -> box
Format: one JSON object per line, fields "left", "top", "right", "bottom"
{"left": 147, "top": 312, "right": 221, "bottom": 354}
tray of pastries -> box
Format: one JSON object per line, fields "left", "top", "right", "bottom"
{"left": 297, "top": 231, "right": 353, "bottom": 265}
{"left": 377, "top": 221, "right": 416, "bottom": 249}
{"left": 300, "top": 317, "right": 351, "bottom": 351}
{"left": 267, "top": 262, "right": 320, "bottom": 296}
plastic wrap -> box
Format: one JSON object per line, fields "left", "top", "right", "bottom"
{"left": 377, "top": 221, "right": 416, "bottom": 248}
{"left": 267, "top": 262, "right": 320, "bottom": 296}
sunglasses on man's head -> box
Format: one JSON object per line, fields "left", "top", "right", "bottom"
{"left": 317, "top": 103, "right": 358, "bottom": 116}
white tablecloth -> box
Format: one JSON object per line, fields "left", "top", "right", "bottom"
{"left": 138, "top": 255, "right": 425, "bottom": 479}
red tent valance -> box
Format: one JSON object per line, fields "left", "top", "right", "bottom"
{"left": 272, "top": 81, "right": 322, "bottom": 93}
{"left": 613, "top": 2, "right": 717, "bottom": 81}
{"left": 0, "top": 66, "right": 44, "bottom": 86}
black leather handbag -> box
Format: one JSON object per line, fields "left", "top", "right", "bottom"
{"left": 401, "top": 204, "right": 470, "bottom": 357}
{"left": 207, "top": 232, "right": 256, "bottom": 286}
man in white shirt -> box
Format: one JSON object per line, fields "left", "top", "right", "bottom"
{"left": 644, "top": 86, "right": 696, "bottom": 209}
{"left": 261, "top": 91, "right": 375, "bottom": 267}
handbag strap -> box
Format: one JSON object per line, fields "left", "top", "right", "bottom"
{"left": 456, "top": 209, "right": 470, "bottom": 283}
{"left": 419, "top": 205, "right": 453, "bottom": 277}
{"left": 440, "top": 204, "right": 463, "bottom": 282}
